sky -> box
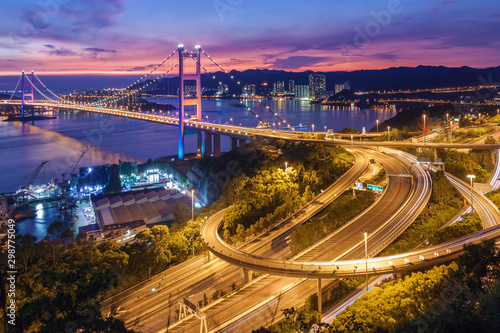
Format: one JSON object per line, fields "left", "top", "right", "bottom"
{"left": 0, "top": 0, "right": 499, "bottom": 76}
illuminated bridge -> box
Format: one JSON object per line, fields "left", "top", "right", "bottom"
{"left": 3, "top": 45, "right": 500, "bottom": 160}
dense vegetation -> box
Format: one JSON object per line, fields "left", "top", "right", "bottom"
{"left": 486, "top": 188, "right": 500, "bottom": 209}
{"left": 428, "top": 213, "right": 482, "bottom": 245}
{"left": 221, "top": 142, "right": 354, "bottom": 242}
{"left": 289, "top": 191, "right": 375, "bottom": 256}
{"left": 0, "top": 237, "right": 135, "bottom": 332}
{"left": 438, "top": 148, "right": 494, "bottom": 183}
{"left": 381, "top": 171, "right": 464, "bottom": 255}
{"left": 451, "top": 127, "right": 494, "bottom": 142}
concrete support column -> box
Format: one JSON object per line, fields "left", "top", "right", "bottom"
{"left": 214, "top": 134, "right": 221, "bottom": 157}
{"left": 317, "top": 278, "right": 322, "bottom": 313}
{"left": 243, "top": 268, "right": 252, "bottom": 283}
{"left": 231, "top": 137, "right": 238, "bottom": 150}
{"left": 492, "top": 150, "right": 496, "bottom": 165}
{"left": 433, "top": 148, "right": 438, "bottom": 159}
{"left": 205, "top": 133, "right": 212, "bottom": 157}
{"left": 197, "top": 131, "right": 204, "bottom": 157}
{"left": 238, "top": 139, "right": 246, "bottom": 147}
{"left": 207, "top": 251, "right": 214, "bottom": 262}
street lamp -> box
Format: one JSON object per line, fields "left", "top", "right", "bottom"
{"left": 312, "top": 124, "right": 315, "bottom": 132}
{"left": 376, "top": 119, "right": 379, "bottom": 133}
{"left": 191, "top": 189, "right": 195, "bottom": 221}
{"left": 285, "top": 161, "right": 288, "bottom": 170}
{"left": 191, "top": 189, "right": 195, "bottom": 257}
{"left": 363, "top": 230, "right": 369, "bottom": 292}
{"left": 467, "top": 175, "right": 476, "bottom": 211}
{"left": 324, "top": 125, "right": 327, "bottom": 133}
{"left": 230, "top": 117, "right": 233, "bottom": 125}
{"left": 387, "top": 126, "right": 390, "bottom": 140}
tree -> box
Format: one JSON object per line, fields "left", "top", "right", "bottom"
{"left": 455, "top": 239, "right": 500, "bottom": 292}
{"left": 127, "top": 225, "right": 172, "bottom": 277}
{"left": 339, "top": 127, "right": 360, "bottom": 134}
{"left": 17, "top": 233, "right": 37, "bottom": 272}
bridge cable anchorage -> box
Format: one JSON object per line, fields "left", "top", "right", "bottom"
{"left": 200, "top": 50, "right": 294, "bottom": 130}
{"left": 9, "top": 75, "right": 22, "bottom": 101}
{"left": 90, "top": 62, "right": 180, "bottom": 109}
{"left": 23, "top": 74, "right": 56, "bottom": 102}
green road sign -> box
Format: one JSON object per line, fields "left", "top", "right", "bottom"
{"left": 367, "top": 184, "right": 383, "bottom": 192}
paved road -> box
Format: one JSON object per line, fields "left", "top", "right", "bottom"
{"left": 171, "top": 149, "right": 429, "bottom": 332}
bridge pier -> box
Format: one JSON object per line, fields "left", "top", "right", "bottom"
{"left": 207, "top": 251, "right": 214, "bottom": 262}
{"left": 214, "top": 134, "right": 221, "bottom": 157}
{"left": 197, "top": 131, "right": 204, "bottom": 157}
{"left": 205, "top": 133, "right": 212, "bottom": 157}
{"left": 492, "top": 150, "right": 496, "bottom": 165}
{"left": 243, "top": 268, "right": 253, "bottom": 283}
{"left": 231, "top": 137, "right": 238, "bottom": 150}
{"left": 433, "top": 148, "right": 438, "bottom": 159}
{"left": 317, "top": 278, "right": 322, "bottom": 313}
{"left": 239, "top": 139, "right": 246, "bottom": 147}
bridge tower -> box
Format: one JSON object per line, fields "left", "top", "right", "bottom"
{"left": 178, "top": 44, "right": 203, "bottom": 160}
{"left": 21, "top": 70, "right": 35, "bottom": 118}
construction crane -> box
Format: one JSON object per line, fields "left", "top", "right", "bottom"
{"left": 1, "top": 161, "right": 49, "bottom": 221}
{"left": 24, "top": 161, "right": 49, "bottom": 189}
{"left": 17, "top": 161, "right": 49, "bottom": 201}
{"left": 60, "top": 148, "right": 90, "bottom": 184}
{"left": 59, "top": 147, "right": 91, "bottom": 223}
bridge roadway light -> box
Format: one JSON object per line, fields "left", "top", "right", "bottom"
{"left": 467, "top": 175, "right": 476, "bottom": 211}
{"left": 363, "top": 230, "right": 369, "bottom": 292}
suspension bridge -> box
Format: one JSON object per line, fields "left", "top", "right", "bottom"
{"left": 2, "top": 45, "right": 300, "bottom": 160}
{"left": 2, "top": 44, "right": 500, "bottom": 162}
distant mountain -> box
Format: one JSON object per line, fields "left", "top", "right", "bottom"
{"left": 206, "top": 65, "right": 500, "bottom": 92}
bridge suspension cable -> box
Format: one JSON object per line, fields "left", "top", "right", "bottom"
{"left": 34, "top": 73, "right": 62, "bottom": 101}
{"left": 9, "top": 75, "right": 22, "bottom": 101}
{"left": 23, "top": 73, "right": 56, "bottom": 102}
{"left": 92, "top": 62, "right": 180, "bottom": 108}
{"left": 201, "top": 50, "right": 294, "bottom": 130}
{"left": 125, "top": 48, "right": 179, "bottom": 91}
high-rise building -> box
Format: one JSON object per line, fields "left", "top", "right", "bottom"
{"left": 217, "top": 83, "right": 229, "bottom": 96}
{"left": 288, "top": 80, "right": 295, "bottom": 94}
{"left": 335, "top": 80, "right": 351, "bottom": 94}
{"left": 309, "top": 74, "right": 326, "bottom": 99}
{"left": 273, "top": 81, "right": 285, "bottom": 95}
{"left": 242, "top": 84, "right": 256, "bottom": 96}
{"left": 294, "top": 85, "right": 310, "bottom": 99}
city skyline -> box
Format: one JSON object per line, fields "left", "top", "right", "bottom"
{"left": 1, "top": 0, "right": 499, "bottom": 76}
